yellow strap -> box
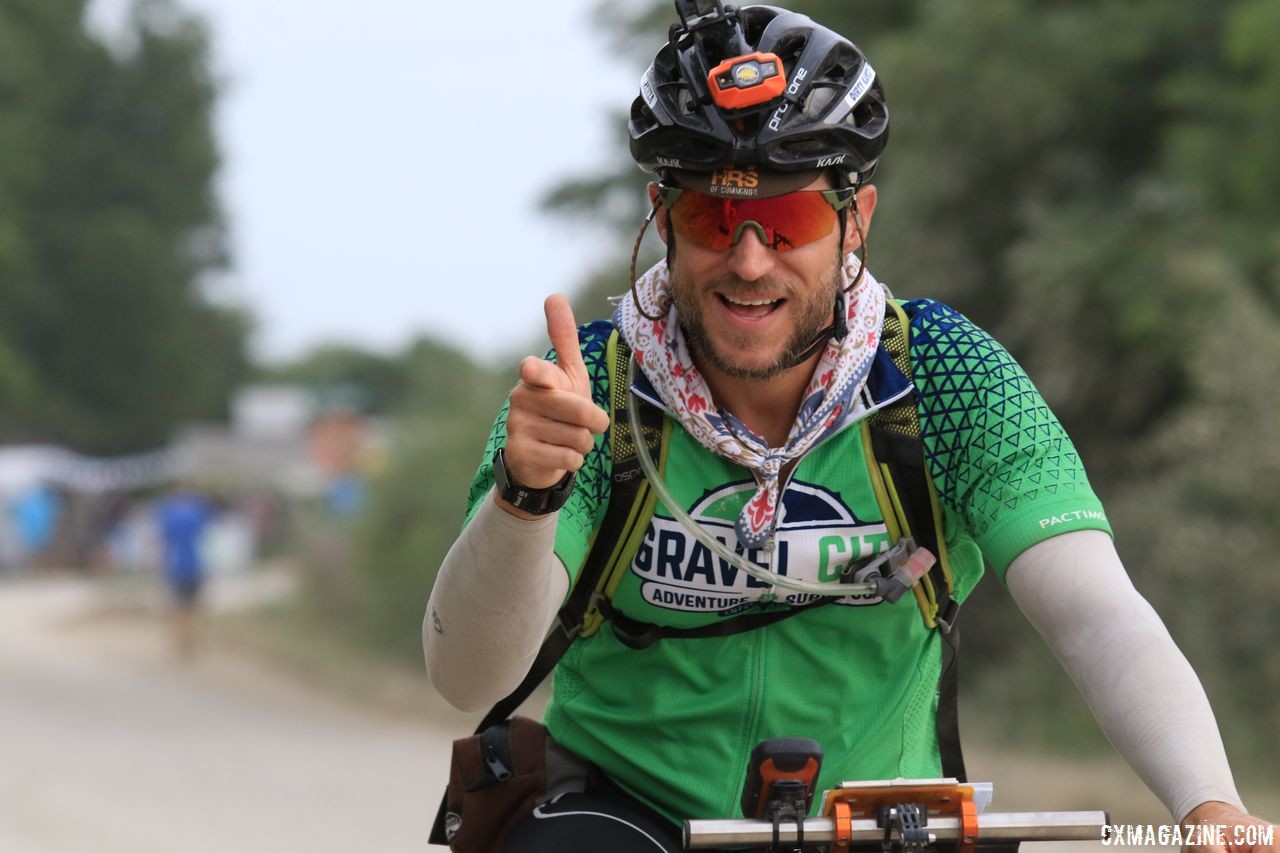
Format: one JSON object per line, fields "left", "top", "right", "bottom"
{"left": 581, "top": 333, "right": 671, "bottom": 639}
{"left": 860, "top": 419, "right": 903, "bottom": 544}
{"left": 868, "top": 301, "right": 947, "bottom": 627}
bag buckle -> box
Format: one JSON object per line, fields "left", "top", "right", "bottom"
{"left": 935, "top": 597, "right": 960, "bottom": 635}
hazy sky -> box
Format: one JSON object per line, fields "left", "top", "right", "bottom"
{"left": 93, "top": 0, "right": 643, "bottom": 363}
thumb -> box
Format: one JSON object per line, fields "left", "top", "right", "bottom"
{"left": 544, "top": 294, "right": 589, "bottom": 393}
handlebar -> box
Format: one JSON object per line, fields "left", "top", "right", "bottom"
{"left": 685, "top": 809, "right": 1110, "bottom": 849}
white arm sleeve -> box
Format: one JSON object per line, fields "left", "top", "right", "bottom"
{"left": 1006, "top": 529, "right": 1244, "bottom": 821}
{"left": 423, "top": 489, "right": 570, "bottom": 712}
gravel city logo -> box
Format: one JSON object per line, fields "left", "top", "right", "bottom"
{"left": 631, "top": 481, "right": 892, "bottom": 614}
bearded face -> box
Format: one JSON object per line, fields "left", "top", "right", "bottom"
{"left": 669, "top": 255, "right": 842, "bottom": 381}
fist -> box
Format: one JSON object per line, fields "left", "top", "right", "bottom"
{"left": 501, "top": 294, "right": 611, "bottom": 502}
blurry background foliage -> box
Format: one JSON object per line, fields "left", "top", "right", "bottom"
{"left": 0, "top": 0, "right": 250, "bottom": 453}
{"left": 3, "top": 0, "right": 1276, "bottom": 777}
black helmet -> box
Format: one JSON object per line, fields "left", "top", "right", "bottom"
{"left": 630, "top": 1, "right": 889, "bottom": 183}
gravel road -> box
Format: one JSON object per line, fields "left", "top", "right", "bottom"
{"left": 0, "top": 572, "right": 473, "bottom": 853}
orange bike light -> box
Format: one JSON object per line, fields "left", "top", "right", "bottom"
{"left": 707, "top": 51, "right": 786, "bottom": 110}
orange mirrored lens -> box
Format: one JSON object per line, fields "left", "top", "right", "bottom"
{"left": 668, "top": 189, "right": 840, "bottom": 252}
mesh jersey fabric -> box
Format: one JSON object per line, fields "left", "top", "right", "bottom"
{"left": 460, "top": 298, "right": 1111, "bottom": 825}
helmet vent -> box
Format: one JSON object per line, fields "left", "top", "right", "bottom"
{"left": 771, "top": 34, "right": 808, "bottom": 73}
{"left": 803, "top": 86, "right": 837, "bottom": 116}
{"left": 630, "top": 99, "right": 657, "bottom": 133}
{"left": 850, "top": 100, "right": 884, "bottom": 131}
{"left": 740, "top": 8, "right": 770, "bottom": 44}
{"left": 674, "top": 86, "right": 700, "bottom": 117}
{"left": 821, "top": 44, "right": 859, "bottom": 79}
{"left": 780, "top": 138, "right": 826, "bottom": 153}
{"left": 697, "top": 34, "right": 731, "bottom": 68}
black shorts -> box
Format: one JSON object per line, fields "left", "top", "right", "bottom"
{"left": 501, "top": 785, "right": 683, "bottom": 853}
{"left": 170, "top": 577, "right": 202, "bottom": 605}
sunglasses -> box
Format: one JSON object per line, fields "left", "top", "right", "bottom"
{"left": 657, "top": 182, "right": 855, "bottom": 253}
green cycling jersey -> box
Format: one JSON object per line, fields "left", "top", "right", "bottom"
{"left": 462, "top": 298, "right": 1111, "bottom": 825}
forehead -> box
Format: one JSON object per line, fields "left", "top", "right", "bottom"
{"left": 669, "top": 166, "right": 828, "bottom": 198}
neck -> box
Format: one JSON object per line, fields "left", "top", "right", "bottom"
{"left": 696, "top": 352, "right": 822, "bottom": 448}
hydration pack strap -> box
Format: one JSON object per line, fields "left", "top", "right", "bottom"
{"left": 867, "top": 300, "right": 965, "bottom": 782}
{"left": 596, "top": 594, "right": 833, "bottom": 650}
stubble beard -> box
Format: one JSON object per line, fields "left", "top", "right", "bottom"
{"left": 670, "top": 260, "right": 843, "bottom": 381}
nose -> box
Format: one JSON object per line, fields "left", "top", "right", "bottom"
{"left": 725, "top": 223, "right": 776, "bottom": 282}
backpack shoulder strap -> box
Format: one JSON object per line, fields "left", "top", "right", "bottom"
{"left": 576, "top": 330, "right": 669, "bottom": 637}
{"left": 863, "top": 298, "right": 966, "bottom": 782}
{"left": 864, "top": 300, "right": 958, "bottom": 629}
{"left": 471, "top": 328, "right": 666, "bottom": 730}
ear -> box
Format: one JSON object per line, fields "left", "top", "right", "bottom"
{"left": 648, "top": 182, "right": 671, "bottom": 245}
{"left": 843, "top": 183, "right": 878, "bottom": 255}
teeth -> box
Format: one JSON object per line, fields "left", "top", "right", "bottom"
{"left": 724, "top": 295, "right": 778, "bottom": 307}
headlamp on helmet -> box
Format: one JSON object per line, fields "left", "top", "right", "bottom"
{"left": 630, "top": 2, "right": 890, "bottom": 182}
{"left": 708, "top": 52, "right": 786, "bottom": 110}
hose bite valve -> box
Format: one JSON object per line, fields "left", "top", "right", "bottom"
{"left": 870, "top": 539, "right": 936, "bottom": 604}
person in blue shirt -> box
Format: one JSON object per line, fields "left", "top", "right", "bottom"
{"left": 11, "top": 482, "right": 61, "bottom": 565}
{"left": 155, "top": 487, "right": 215, "bottom": 658}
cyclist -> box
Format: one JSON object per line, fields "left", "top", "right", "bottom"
{"left": 425, "top": 3, "right": 1276, "bottom": 850}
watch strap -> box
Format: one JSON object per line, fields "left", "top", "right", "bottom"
{"left": 493, "top": 448, "right": 576, "bottom": 515}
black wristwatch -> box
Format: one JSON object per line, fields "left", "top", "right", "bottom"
{"left": 493, "top": 448, "right": 576, "bottom": 515}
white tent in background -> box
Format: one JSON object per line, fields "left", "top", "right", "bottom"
{"left": 0, "top": 445, "right": 175, "bottom": 496}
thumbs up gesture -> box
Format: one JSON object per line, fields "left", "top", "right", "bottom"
{"left": 501, "top": 295, "right": 611, "bottom": 508}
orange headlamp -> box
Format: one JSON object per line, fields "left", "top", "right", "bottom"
{"left": 707, "top": 51, "right": 787, "bottom": 110}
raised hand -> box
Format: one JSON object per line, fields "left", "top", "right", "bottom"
{"left": 500, "top": 294, "right": 611, "bottom": 509}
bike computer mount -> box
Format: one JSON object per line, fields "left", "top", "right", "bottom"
{"left": 740, "top": 738, "right": 824, "bottom": 851}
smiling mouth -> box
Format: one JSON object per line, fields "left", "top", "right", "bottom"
{"left": 718, "top": 293, "right": 785, "bottom": 319}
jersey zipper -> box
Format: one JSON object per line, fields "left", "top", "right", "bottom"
{"left": 737, "top": 599, "right": 769, "bottom": 815}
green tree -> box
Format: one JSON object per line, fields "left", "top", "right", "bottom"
{"left": 260, "top": 344, "right": 407, "bottom": 416}
{"left": 260, "top": 333, "right": 510, "bottom": 417}
{"left": 0, "top": 0, "right": 250, "bottom": 453}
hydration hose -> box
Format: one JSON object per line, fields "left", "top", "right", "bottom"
{"left": 625, "top": 355, "right": 932, "bottom": 599}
